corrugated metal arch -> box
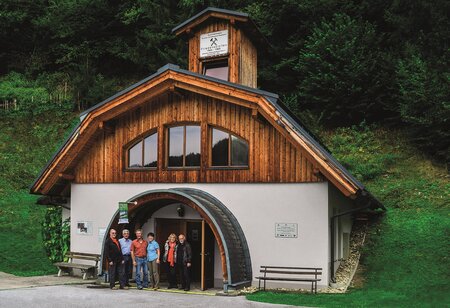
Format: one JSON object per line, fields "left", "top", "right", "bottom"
{"left": 101, "top": 188, "right": 252, "bottom": 290}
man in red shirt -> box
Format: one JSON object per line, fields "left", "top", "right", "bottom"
{"left": 131, "top": 229, "right": 148, "bottom": 289}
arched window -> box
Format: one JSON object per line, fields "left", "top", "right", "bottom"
{"left": 168, "top": 125, "right": 201, "bottom": 167}
{"left": 128, "top": 132, "right": 158, "bottom": 168}
{"left": 211, "top": 128, "right": 249, "bottom": 167}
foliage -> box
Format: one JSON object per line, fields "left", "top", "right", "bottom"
{"left": 294, "top": 14, "right": 389, "bottom": 126}
{"left": 42, "top": 207, "right": 70, "bottom": 263}
{"left": 248, "top": 126, "right": 450, "bottom": 307}
{"left": 394, "top": 46, "right": 450, "bottom": 161}
{"left": 0, "top": 72, "right": 73, "bottom": 119}
{"left": 1, "top": 0, "right": 448, "bottom": 160}
{"left": 0, "top": 105, "right": 76, "bottom": 276}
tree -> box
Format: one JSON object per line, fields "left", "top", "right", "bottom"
{"left": 294, "top": 13, "right": 391, "bottom": 126}
{"left": 395, "top": 46, "right": 450, "bottom": 160}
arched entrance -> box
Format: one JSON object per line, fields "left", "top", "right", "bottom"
{"left": 101, "top": 188, "right": 252, "bottom": 292}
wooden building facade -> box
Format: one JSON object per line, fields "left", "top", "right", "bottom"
{"left": 31, "top": 8, "right": 383, "bottom": 292}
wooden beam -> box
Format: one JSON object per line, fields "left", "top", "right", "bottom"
{"left": 98, "top": 121, "right": 114, "bottom": 134}
{"left": 169, "top": 85, "right": 185, "bottom": 100}
{"left": 58, "top": 173, "right": 75, "bottom": 181}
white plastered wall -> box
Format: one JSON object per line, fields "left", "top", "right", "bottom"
{"left": 70, "top": 182, "right": 330, "bottom": 288}
{"left": 328, "top": 184, "right": 354, "bottom": 280}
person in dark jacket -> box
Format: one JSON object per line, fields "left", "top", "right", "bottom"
{"left": 176, "top": 234, "right": 192, "bottom": 291}
{"left": 104, "top": 229, "right": 126, "bottom": 290}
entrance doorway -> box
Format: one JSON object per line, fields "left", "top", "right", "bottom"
{"left": 155, "top": 218, "right": 215, "bottom": 290}
{"left": 101, "top": 188, "right": 253, "bottom": 292}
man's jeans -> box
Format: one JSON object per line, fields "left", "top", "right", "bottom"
{"left": 135, "top": 257, "right": 148, "bottom": 288}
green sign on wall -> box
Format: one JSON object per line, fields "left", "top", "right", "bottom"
{"left": 118, "top": 202, "right": 129, "bottom": 224}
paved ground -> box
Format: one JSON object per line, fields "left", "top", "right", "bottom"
{"left": 0, "top": 272, "right": 95, "bottom": 290}
{"left": 0, "top": 285, "right": 296, "bottom": 308}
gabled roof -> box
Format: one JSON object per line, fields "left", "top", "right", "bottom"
{"left": 172, "top": 7, "right": 269, "bottom": 48}
{"left": 30, "top": 64, "right": 384, "bottom": 210}
{"left": 172, "top": 7, "right": 249, "bottom": 34}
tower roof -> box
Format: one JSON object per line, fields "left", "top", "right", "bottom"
{"left": 172, "top": 7, "right": 268, "bottom": 47}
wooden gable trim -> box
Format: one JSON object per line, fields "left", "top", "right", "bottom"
{"left": 34, "top": 79, "right": 174, "bottom": 195}
{"left": 32, "top": 70, "right": 358, "bottom": 197}
{"left": 255, "top": 97, "right": 358, "bottom": 196}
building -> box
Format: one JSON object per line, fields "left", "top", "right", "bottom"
{"left": 30, "top": 7, "right": 384, "bottom": 292}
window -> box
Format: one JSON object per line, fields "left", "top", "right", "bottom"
{"left": 127, "top": 132, "right": 158, "bottom": 168}
{"left": 211, "top": 128, "right": 249, "bottom": 167}
{"left": 203, "top": 60, "right": 228, "bottom": 81}
{"left": 168, "top": 125, "right": 201, "bottom": 167}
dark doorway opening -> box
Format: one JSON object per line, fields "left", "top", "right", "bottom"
{"left": 155, "top": 217, "right": 215, "bottom": 289}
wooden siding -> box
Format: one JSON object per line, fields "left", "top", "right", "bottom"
{"left": 74, "top": 93, "right": 321, "bottom": 184}
{"left": 188, "top": 21, "right": 257, "bottom": 88}
{"left": 238, "top": 29, "right": 257, "bottom": 88}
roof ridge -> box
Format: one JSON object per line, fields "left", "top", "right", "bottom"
{"left": 172, "top": 7, "right": 249, "bottom": 33}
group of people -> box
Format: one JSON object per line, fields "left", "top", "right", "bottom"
{"left": 104, "top": 228, "right": 192, "bottom": 291}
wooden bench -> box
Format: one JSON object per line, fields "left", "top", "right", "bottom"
{"left": 255, "top": 266, "right": 322, "bottom": 293}
{"left": 54, "top": 252, "right": 101, "bottom": 280}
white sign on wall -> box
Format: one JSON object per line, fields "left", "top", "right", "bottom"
{"left": 275, "top": 223, "right": 298, "bottom": 238}
{"left": 98, "top": 228, "right": 106, "bottom": 243}
{"left": 77, "top": 221, "right": 93, "bottom": 235}
{"left": 200, "top": 30, "right": 228, "bottom": 58}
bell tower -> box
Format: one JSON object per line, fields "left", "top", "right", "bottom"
{"left": 173, "top": 8, "right": 266, "bottom": 88}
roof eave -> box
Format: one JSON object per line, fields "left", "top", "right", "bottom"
{"left": 31, "top": 63, "right": 384, "bottom": 211}
{"left": 172, "top": 7, "right": 249, "bottom": 34}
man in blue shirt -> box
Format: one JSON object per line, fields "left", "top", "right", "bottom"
{"left": 119, "top": 229, "right": 132, "bottom": 287}
{"left": 147, "top": 232, "right": 160, "bottom": 290}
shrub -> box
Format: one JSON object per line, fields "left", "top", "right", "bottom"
{"left": 42, "top": 206, "right": 70, "bottom": 263}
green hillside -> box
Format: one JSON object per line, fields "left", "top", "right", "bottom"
{"left": 0, "top": 111, "right": 76, "bottom": 276}
{"left": 1, "top": 109, "right": 448, "bottom": 308}
{"left": 248, "top": 126, "right": 450, "bottom": 307}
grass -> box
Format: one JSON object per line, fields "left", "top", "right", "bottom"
{"left": 247, "top": 126, "right": 450, "bottom": 307}
{"left": 1, "top": 110, "right": 449, "bottom": 308}
{"left": 0, "top": 111, "right": 77, "bottom": 276}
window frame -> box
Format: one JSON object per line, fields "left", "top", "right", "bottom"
{"left": 165, "top": 123, "right": 202, "bottom": 170}
{"left": 209, "top": 126, "right": 249, "bottom": 169}
{"left": 201, "top": 56, "right": 229, "bottom": 81}
{"left": 123, "top": 129, "right": 158, "bottom": 171}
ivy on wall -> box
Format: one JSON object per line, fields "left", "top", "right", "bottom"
{"left": 42, "top": 206, "right": 70, "bottom": 263}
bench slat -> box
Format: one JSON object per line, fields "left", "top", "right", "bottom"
{"left": 67, "top": 256, "right": 100, "bottom": 261}
{"left": 54, "top": 262, "right": 96, "bottom": 270}
{"left": 260, "top": 270, "right": 322, "bottom": 275}
{"left": 260, "top": 266, "right": 322, "bottom": 270}
{"left": 255, "top": 277, "right": 321, "bottom": 282}
{"left": 67, "top": 252, "right": 101, "bottom": 257}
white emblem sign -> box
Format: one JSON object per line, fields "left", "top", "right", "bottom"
{"left": 275, "top": 223, "right": 298, "bottom": 238}
{"left": 200, "top": 30, "right": 228, "bottom": 58}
